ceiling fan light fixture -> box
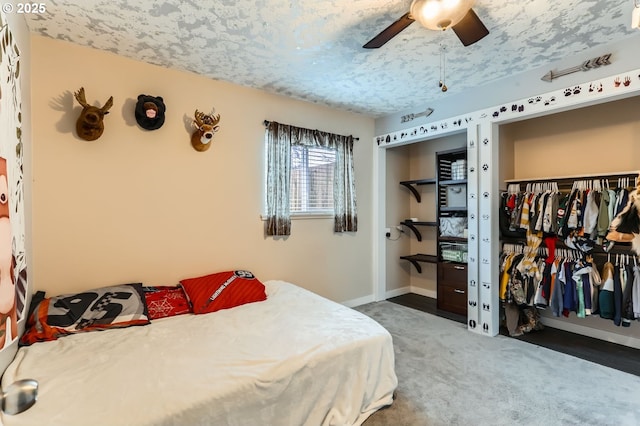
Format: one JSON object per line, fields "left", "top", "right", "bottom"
{"left": 410, "top": 0, "right": 476, "bottom": 30}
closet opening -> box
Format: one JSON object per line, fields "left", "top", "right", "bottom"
{"left": 383, "top": 131, "right": 467, "bottom": 321}
{"left": 497, "top": 95, "right": 640, "bottom": 350}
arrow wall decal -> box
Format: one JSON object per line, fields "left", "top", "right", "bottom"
{"left": 541, "top": 53, "right": 612, "bottom": 82}
{"left": 401, "top": 107, "right": 434, "bottom": 123}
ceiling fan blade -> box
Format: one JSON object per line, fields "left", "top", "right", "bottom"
{"left": 363, "top": 12, "right": 415, "bottom": 49}
{"left": 451, "top": 8, "right": 489, "bottom": 47}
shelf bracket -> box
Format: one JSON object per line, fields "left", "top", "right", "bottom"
{"left": 400, "top": 254, "right": 437, "bottom": 274}
{"left": 404, "top": 258, "right": 422, "bottom": 273}
{"left": 401, "top": 221, "right": 422, "bottom": 241}
{"left": 400, "top": 182, "right": 421, "bottom": 203}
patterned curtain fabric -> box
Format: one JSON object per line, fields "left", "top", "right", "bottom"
{"left": 333, "top": 135, "right": 358, "bottom": 232}
{"left": 264, "top": 121, "right": 358, "bottom": 235}
{"left": 265, "top": 122, "right": 292, "bottom": 236}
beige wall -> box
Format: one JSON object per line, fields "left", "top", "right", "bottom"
{"left": 503, "top": 96, "right": 640, "bottom": 180}
{"left": 384, "top": 133, "right": 466, "bottom": 295}
{"left": 384, "top": 147, "right": 411, "bottom": 293}
{"left": 30, "top": 36, "right": 375, "bottom": 303}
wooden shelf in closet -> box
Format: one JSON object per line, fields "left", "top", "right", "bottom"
{"left": 436, "top": 147, "right": 468, "bottom": 317}
{"left": 399, "top": 254, "right": 438, "bottom": 274}
{"left": 399, "top": 178, "right": 436, "bottom": 203}
{"left": 439, "top": 178, "right": 468, "bottom": 186}
{"left": 439, "top": 236, "right": 467, "bottom": 243}
{"left": 400, "top": 220, "right": 437, "bottom": 241}
{"left": 440, "top": 206, "right": 467, "bottom": 213}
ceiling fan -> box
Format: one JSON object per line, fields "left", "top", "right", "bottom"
{"left": 363, "top": 0, "right": 489, "bottom": 49}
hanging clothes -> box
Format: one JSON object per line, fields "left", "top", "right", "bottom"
{"left": 622, "top": 263, "right": 635, "bottom": 327}
{"left": 599, "top": 261, "right": 615, "bottom": 320}
{"left": 632, "top": 264, "right": 640, "bottom": 319}
{"left": 500, "top": 175, "right": 640, "bottom": 335}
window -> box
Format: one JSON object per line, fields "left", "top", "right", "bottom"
{"left": 264, "top": 121, "right": 357, "bottom": 236}
{"left": 290, "top": 145, "right": 336, "bottom": 214}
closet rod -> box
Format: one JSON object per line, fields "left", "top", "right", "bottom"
{"left": 501, "top": 237, "right": 633, "bottom": 256}
{"left": 504, "top": 171, "right": 639, "bottom": 184}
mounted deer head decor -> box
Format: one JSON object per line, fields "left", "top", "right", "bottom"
{"left": 191, "top": 109, "right": 221, "bottom": 152}
{"left": 74, "top": 87, "right": 113, "bottom": 141}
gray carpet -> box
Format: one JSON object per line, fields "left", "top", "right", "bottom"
{"left": 356, "top": 301, "right": 640, "bottom": 426}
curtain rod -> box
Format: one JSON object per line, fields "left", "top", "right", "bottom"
{"left": 263, "top": 120, "right": 359, "bottom": 141}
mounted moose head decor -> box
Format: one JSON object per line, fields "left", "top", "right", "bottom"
{"left": 191, "top": 109, "right": 221, "bottom": 152}
{"left": 74, "top": 87, "right": 113, "bottom": 141}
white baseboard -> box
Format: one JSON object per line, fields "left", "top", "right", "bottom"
{"left": 384, "top": 286, "right": 411, "bottom": 299}
{"left": 540, "top": 317, "right": 640, "bottom": 350}
{"left": 341, "top": 294, "right": 375, "bottom": 308}
{"left": 384, "top": 286, "right": 437, "bottom": 300}
{"left": 408, "top": 286, "right": 437, "bottom": 299}
{"left": 345, "top": 286, "right": 437, "bottom": 308}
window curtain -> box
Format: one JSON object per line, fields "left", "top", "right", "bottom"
{"left": 265, "top": 121, "right": 358, "bottom": 236}
{"left": 265, "top": 122, "right": 292, "bottom": 236}
{"left": 333, "top": 135, "right": 358, "bottom": 232}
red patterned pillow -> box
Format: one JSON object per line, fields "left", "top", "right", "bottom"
{"left": 179, "top": 270, "right": 266, "bottom": 314}
{"left": 143, "top": 286, "right": 192, "bottom": 320}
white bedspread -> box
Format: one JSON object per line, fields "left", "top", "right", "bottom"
{"left": 1, "top": 281, "right": 397, "bottom": 426}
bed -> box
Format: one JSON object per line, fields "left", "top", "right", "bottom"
{"left": 0, "top": 278, "right": 397, "bottom": 426}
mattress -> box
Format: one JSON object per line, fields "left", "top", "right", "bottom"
{"left": 1, "top": 280, "right": 397, "bottom": 426}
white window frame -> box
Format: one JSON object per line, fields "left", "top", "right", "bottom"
{"left": 262, "top": 143, "right": 336, "bottom": 220}
{"left": 289, "top": 144, "right": 336, "bottom": 218}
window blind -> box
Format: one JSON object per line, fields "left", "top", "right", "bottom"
{"left": 290, "top": 145, "right": 336, "bottom": 213}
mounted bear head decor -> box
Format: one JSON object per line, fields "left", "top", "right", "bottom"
{"left": 74, "top": 87, "right": 113, "bottom": 141}
{"left": 191, "top": 109, "right": 221, "bottom": 152}
{"left": 135, "top": 94, "right": 166, "bottom": 130}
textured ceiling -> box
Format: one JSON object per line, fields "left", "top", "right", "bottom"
{"left": 25, "top": 0, "right": 638, "bottom": 118}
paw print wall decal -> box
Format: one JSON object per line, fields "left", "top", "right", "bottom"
{"left": 564, "top": 85, "right": 581, "bottom": 96}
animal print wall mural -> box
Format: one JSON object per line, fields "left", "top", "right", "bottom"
{"left": 0, "top": 11, "right": 28, "bottom": 351}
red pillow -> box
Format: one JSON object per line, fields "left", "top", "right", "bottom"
{"left": 143, "top": 286, "right": 192, "bottom": 320}
{"left": 179, "top": 270, "right": 266, "bottom": 314}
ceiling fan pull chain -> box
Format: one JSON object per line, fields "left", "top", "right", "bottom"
{"left": 440, "top": 44, "right": 448, "bottom": 92}
{"left": 438, "top": 44, "right": 444, "bottom": 88}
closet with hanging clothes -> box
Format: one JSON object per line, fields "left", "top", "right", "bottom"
{"left": 499, "top": 173, "right": 639, "bottom": 337}
{"left": 497, "top": 95, "right": 640, "bottom": 349}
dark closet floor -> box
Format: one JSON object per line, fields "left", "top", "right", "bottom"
{"left": 387, "top": 293, "right": 640, "bottom": 377}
